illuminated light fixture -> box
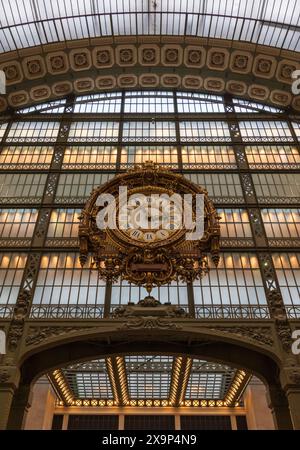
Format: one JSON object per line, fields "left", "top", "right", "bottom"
{"left": 169, "top": 356, "right": 192, "bottom": 407}
{"left": 224, "top": 370, "right": 250, "bottom": 407}
{"left": 106, "top": 356, "right": 129, "bottom": 406}
{"left": 49, "top": 369, "right": 74, "bottom": 406}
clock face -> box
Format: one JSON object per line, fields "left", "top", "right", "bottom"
{"left": 109, "top": 191, "right": 187, "bottom": 248}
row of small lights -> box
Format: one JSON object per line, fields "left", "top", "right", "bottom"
{"left": 224, "top": 370, "right": 247, "bottom": 407}
{"left": 52, "top": 370, "right": 73, "bottom": 406}
{"left": 53, "top": 365, "right": 247, "bottom": 409}
{"left": 57, "top": 399, "right": 241, "bottom": 408}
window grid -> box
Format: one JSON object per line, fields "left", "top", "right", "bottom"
{"left": 63, "top": 360, "right": 113, "bottom": 399}
{"left": 124, "top": 95, "right": 174, "bottom": 114}
{"left": 47, "top": 209, "right": 81, "bottom": 239}
{"left": 0, "top": 208, "right": 38, "bottom": 239}
{"left": 74, "top": 94, "right": 122, "bottom": 114}
{"left": 126, "top": 356, "right": 173, "bottom": 400}
{"left": 252, "top": 173, "right": 300, "bottom": 203}
{"left": 2, "top": 2, "right": 300, "bottom": 53}
{"left": 186, "top": 360, "right": 234, "bottom": 400}
{"left": 239, "top": 121, "right": 293, "bottom": 142}
{"left": 181, "top": 146, "right": 236, "bottom": 169}
{"left": 55, "top": 173, "right": 114, "bottom": 203}
{"left": 0, "top": 253, "right": 27, "bottom": 317}
{"left": 184, "top": 173, "right": 244, "bottom": 202}
{"left": 292, "top": 122, "right": 300, "bottom": 141}
{"left": 31, "top": 253, "right": 106, "bottom": 319}
{"left": 122, "top": 122, "right": 176, "bottom": 142}
{"left": 68, "top": 122, "right": 120, "bottom": 142}
{"left": 245, "top": 145, "right": 300, "bottom": 169}
{"left": 186, "top": 373, "right": 225, "bottom": 399}
{"left": 62, "top": 146, "right": 118, "bottom": 169}
{"left": 272, "top": 253, "right": 300, "bottom": 317}
{"left": 177, "top": 94, "right": 225, "bottom": 113}
{"left": 120, "top": 146, "right": 178, "bottom": 168}
{"left": 179, "top": 121, "right": 231, "bottom": 142}
{"left": 0, "top": 173, "right": 47, "bottom": 203}
{"left": 218, "top": 209, "right": 252, "bottom": 239}
{"left": 18, "top": 99, "right": 67, "bottom": 114}
{"left": 261, "top": 209, "right": 300, "bottom": 239}
{"left": 0, "top": 91, "right": 299, "bottom": 325}
{"left": 0, "top": 123, "right": 8, "bottom": 141}
{"left": 193, "top": 253, "right": 268, "bottom": 319}
{"left": 7, "top": 121, "right": 60, "bottom": 142}
{"left": 0, "top": 146, "right": 54, "bottom": 169}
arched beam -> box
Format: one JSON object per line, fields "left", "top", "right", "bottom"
{"left": 0, "top": 37, "right": 299, "bottom": 113}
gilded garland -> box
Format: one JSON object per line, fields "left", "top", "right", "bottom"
{"left": 79, "top": 162, "right": 220, "bottom": 295}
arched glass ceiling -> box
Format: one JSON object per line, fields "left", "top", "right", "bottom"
{"left": 0, "top": 0, "right": 300, "bottom": 53}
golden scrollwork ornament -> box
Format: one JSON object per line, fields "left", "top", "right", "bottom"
{"left": 79, "top": 162, "right": 220, "bottom": 297}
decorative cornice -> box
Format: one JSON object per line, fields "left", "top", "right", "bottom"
{"left": 207, "top": 326, "right": 274, "bottom": 347}
{"left": 0, "top": 370, "right": 10, "bottom": 383}
{"left": 25, "top": 325, "right": 99, "bottom": 346}
{"left": 0, "top": 37, "right": 299, "bottom": 113}
{"left": 118, "top": 316, "right": 183, "bottom": 331}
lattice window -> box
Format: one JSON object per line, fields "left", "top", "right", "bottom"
{"left": 193, "top": 253, "right": 268, "bottom": 319}
{"left": 261, "top": 209, "right": 300, "bottom": 238}
{"left": 62, "top": 146, "right": 118, "bottom": 169}
{"left": 245, "top": 145, "right": 300, "bottom": 169}
{"left": 239, "top": 121, "right": 293, "bottom": 142}
{"left": 124, "top": 92, "right": 174, "bottom": 113}
{"left": 68, "top": 121, "right": 119, "bottom": 142}
{"left": 31, "top": 253, "right": 106, "bottom": 319}
{"left": 111, "top": 278, "right": 188, "bottom": 310}
{"left": 122, "top": 121, "right": 176, "bottom": 142}
{"left": 179, "top": 121, "right": 231, "bottom": 142}
{"left": 272, "top": 253, "right": 300, "bottom": 317}
{"left": 55, "top": 173, "right": 114, "bottom": 203}
{"left": 120, "top": 146, "right": 178, "bottom": 168}
{"left": 218, "top": 209, "right": 252, "bottom": 238}
{"left": 47, "top": 209, "right": 81, "bottom": 238}
{"left": 252, "top": 173, "right": 300, "bottom": 203}
{"left": 63, "top": 360, "right": 113, "bottom": 399}
{"left": 177, "top": 93, "right": 225, "bottom": 113}
{"left": 0, "top": 122, "right": 8, "bottom": 140}
{"left": 186, "top": 360, "right": 234, "bottom": 399}
{"left": 233, "top": 99, "right": 282, "bottom": 114}
{"left": 0, "top": 173, "right": 47, "bottom": 203}
{"left": 0, "top": 146, "right": 54, "bottom": 169}
{"left": 126, "top": 356, "right": 172, "bottom": 399}
{"left": 74, "top": 94, "right": 122, "bottom": 113}
{"left": 6, "top": 121, "right": 60, "bottom": 142}
{"left": 0, "top": 253, "right": 27, "bottom": 317}
{"left": 181, "top": 146, "right": 236, "bottom": 169}
{"left": 18, "top": 99, "right": 66, "bottom": 114}
{"left": 184, "top": 173, "right": 244, "bottom": 202}
{"left": 292, "top": 122, "right": 300, "bottom": 140}
{"left": 0, "top": 208, "right": 38, "bottom": 238}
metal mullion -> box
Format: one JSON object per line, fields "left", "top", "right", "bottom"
{"left": 173, "top": 92, "right": 183, "bottom": 170}
{"left": 116, "top": 91, "right": 125, "bottom": 171}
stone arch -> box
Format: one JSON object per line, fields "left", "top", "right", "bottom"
{"left": 3, "top": 325, "right": 290, "bottom": 430}
{"left": 19, "top": 325, "right": 281, "bottom": 386}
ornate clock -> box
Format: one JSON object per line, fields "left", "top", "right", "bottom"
{"left": 79, "top": 162, "right": 220, "bottom": 297}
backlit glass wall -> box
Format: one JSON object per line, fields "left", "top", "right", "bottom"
{"left": 0, "top": 91, "right": 299, "bottom": 319}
